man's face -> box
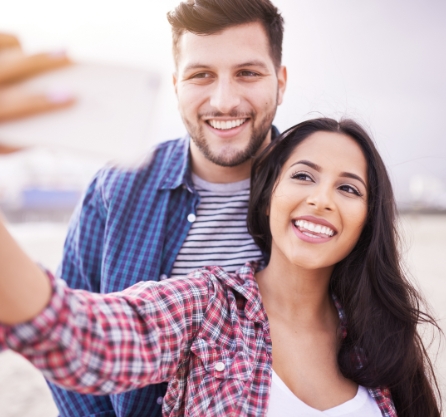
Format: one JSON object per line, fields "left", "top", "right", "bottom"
{"left": 173, "top": 22, "right": 287, "bottom": 172}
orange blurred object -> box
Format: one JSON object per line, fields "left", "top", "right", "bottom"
{"left": 0, "top": 33, "right": 75, "bottom": 128}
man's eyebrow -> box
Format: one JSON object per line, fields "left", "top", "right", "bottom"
{"left": 235, "top": 60, "right": 270, "bottom": 71}
{"left": 182, "top": 63, "right": 212, "bottom": 73}
{"left": 182, "top": 60, "right": 270, "bottom": 73}
{"left": 290, "top": 160, "right": 367, "bottom": 188}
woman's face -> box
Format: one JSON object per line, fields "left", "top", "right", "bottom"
{"left": 268, "top": 131, "right": 368, "bottom": 271}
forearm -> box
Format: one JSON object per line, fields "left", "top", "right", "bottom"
{"left": 0, "top": 272, "right": 205, "bottom": 395}
{"left": 0, "top": 219, "right": 51, "bottom": 324}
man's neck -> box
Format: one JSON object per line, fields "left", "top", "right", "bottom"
{"left": 189, "top": 130, "right": 272, "bottom": 184}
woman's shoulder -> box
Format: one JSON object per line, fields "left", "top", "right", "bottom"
{"left": 120, "top": 262, "right": 262, "bottom": 317}
{"left": 189, "top": 262, "right": 260, "bottom": 294}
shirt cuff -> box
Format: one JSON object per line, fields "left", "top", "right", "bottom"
{"left": 0, "top": 269, "right": 68, "bottom": 352}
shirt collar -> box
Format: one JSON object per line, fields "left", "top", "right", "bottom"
{"left": 157, "top": 126, "right": 281, "bottom": 191}
{"left": 158, "top": 134, "right": 193, "bottom": 191}
{"left": 206, "top": 262, "right": 266, "bottom": 323}
{"left": 208, "top": 260, "right": 349, "bottom": 334}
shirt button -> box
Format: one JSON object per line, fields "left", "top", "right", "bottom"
{"left": 160, "top": 274, "right": 167, "bottom": 281}
{"left": 214, "top": 361, "right": 225, "bottom": 372}
{"left": 156, "top": 396, "right": 163, "bottom": 405}
{"left": 187, "top": 213, "right": 196, "bottom": 223}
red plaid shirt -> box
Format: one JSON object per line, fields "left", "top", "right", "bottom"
{"left": 0, "top": 263, "right": 397, "bottom": 416}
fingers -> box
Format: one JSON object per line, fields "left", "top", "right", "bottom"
{"left": 0, "top": 88, "right": 76, "bottom": 122}
{"left": 0, "top": 143, "right": 23, "bottom": 154}
{"left": 0, "top": 51, "right": 72, "bottom": 85}
{"left": 0, "top": 33, "right": 22, "bottom": 50}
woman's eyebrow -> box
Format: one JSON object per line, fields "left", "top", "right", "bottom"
{"left": 340, "top": 172, "right": 367, "bottom": 188}
{"left": 291, "top": 160, "right": 367, "bottom": 188}
{"left": 290, "top": 160, "right": 320, "bottom": 171}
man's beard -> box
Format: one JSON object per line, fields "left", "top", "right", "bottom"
{"left": 185, "top": 108, "right": 276, "bottom": 167}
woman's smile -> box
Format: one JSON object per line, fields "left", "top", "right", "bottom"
{"left": 292, "top": 215, "right": 337, "bottom": 243}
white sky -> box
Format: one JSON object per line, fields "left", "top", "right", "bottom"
{"left": 2, "top": 0, "right": 446, "bottom": 204}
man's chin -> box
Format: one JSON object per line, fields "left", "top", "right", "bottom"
{"left": 203, "top": 147, "right": 252, "bottom": 167}
{"left": 188, "top": 118, "right": 272, "bottom": 167}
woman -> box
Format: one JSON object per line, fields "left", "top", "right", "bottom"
{"left": 0, "top": 118, "right": 441, "bottom": 416}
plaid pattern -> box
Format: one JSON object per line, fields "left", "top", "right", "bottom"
{"left": 0, "top": 263, "right": 397, "bottom": 417}
{"left": 47, "top": 135, "right": 200, "bottom": 417}
{"left": 48, "top": 128, "right": 279, "bottom": 417}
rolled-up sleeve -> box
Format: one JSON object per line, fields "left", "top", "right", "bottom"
{"left": 0, "top": 271, "right": 209, "bottom": 395}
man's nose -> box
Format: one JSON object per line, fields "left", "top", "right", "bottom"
{"left": 209, "top": 78, "right": 241, "bottom": 113}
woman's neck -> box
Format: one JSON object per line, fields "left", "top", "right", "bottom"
{"left": 256, "top": 251, "right": 336, "bottom": 326}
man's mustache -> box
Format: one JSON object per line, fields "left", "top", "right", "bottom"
{"left": 199, "top": 111, "right": 254, "bottom": 119}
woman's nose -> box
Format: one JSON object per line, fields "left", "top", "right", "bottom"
{"left": 306, "top": 185, "right": 335, "bottom": 211}
{"left": 209, "top": 78, "right": 241, "bottom": 114}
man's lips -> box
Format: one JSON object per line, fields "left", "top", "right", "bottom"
{"left": 204, "top": 118, "right": 250, "bottom": 138}
{"left": 205, "top": 118, "right": 249, "bottom": 131}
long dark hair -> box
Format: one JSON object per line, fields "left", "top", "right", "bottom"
{"left": 248, "top": 118, "right": 442, "bottom": 417}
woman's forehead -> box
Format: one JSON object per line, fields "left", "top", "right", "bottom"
{"left": 283, "top": 131, "right": 367, "bottom": 177}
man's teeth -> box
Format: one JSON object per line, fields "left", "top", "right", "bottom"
{"left": 208, "top": 119, "right": 246, "bottom": 130}
{"left": 294, "top": 220, "right": 335, "bottom": 237}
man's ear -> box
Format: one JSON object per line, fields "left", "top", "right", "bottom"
{"left": 172, "top": 72, "right": 178, "bottom": 96}
{"left": 276, "top": 65, "right": 287, "bottom": 106}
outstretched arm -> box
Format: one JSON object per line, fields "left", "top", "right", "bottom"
{"left": 0, "top": 218, "right": 51, "bottom": 324}
{"left": 0, "top": 216, "right": 209, "bottom": 395}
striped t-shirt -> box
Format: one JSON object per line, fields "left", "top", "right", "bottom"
{"left": 170, "top": 173, "right": 263, "bottom": 277}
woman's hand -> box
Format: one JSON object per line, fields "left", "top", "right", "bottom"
{"left": 0, "top": 87, "right": 75, "bottom": 122}
{"left": 0, "top": 33, "right": 75, "bottom": 123}
{"left": 0, "top": 215, "right": 51, "bottom": 324}
{"left": 0, "top": 33, "right": 21, "bottom": 50}
{"left": 0, "top": 33, "right": 72, "bottom": 85}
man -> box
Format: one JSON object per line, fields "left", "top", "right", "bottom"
{"left": 49, "top": 0, "right": 287, "bottom": 415}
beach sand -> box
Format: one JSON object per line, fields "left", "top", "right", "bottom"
{"left": 1, "top": 214, "right": 445, "bottom": 416}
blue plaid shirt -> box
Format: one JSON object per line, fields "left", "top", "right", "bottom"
{"left": 49, "top": 129, "right": 278, "bottom": 417}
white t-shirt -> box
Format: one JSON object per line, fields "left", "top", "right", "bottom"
{"left": 267, "top": 370, "right": 382, "bottom": 417}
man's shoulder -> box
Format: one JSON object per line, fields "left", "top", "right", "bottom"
{"left": 93, "top": 136, "right": 189, "bottom": 194}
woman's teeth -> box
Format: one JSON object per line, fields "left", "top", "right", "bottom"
{"left": 208, "top": 119, "right": 246, "bottom": 130}
{"left": 294, "top": 220, "right": 335, "bottom": 237}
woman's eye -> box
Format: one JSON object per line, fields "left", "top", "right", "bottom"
{"left": 339, "top": 184, "right": 362, "bottom": 196}
{"left": 291, "top": 172, "right": 312, "bottom": 181}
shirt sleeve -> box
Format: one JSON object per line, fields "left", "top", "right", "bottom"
{"left": 47, "top": 168, "right": 115, "bottom": 415}
{"left": 57, "top": 168, "right": 108, "bottom": 292}
{"left": 0, "top": 271, "right": 210, "bottom": 396}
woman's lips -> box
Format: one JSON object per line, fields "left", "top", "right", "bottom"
{"left": 292, "top": 215, "right": 337, "bottom": 244}
{"left": 295, "top": 215, "right": 338, "bottom": 233}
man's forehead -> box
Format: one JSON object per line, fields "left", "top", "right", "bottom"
{"left": 176, "top": 22, "right": 273, "bottom": 71}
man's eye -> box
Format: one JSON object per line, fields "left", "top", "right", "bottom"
{"left": 191, "top": 73, "right": 211, "bottom": 79}
{"left": 238, "top": 70, "right": 259, "bottom": 77}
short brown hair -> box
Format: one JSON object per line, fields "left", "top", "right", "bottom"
{"left": 167, "top": 0, "right": 284, "bottom": 69}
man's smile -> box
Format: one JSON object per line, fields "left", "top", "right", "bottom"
{"left": 206, "top": 118, "right": 248, "bottom": 130}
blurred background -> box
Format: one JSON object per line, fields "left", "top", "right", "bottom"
{"left": 0, "top": 1, "right": 445, "bottom": 415}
